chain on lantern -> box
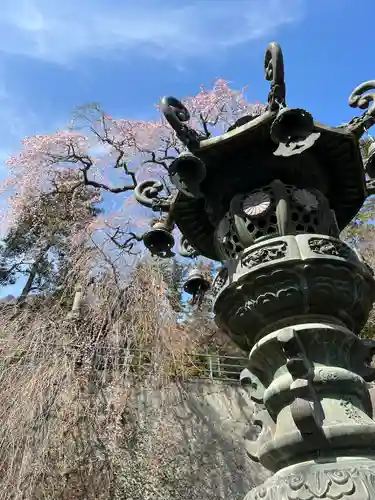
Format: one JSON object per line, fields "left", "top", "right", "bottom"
{"left": 134, "top": 41, "right": 375, "bottom": 498}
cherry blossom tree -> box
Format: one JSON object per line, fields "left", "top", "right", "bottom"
{"left": 0, "top": 82, "right": 266, "bottom": 500}
{"left": 76, "top": 80, "right": 265, "bottom": 250}
{"left": 0, "top": 79, "right": 265, "bottom": 300}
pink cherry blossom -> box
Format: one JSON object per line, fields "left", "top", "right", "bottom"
{"left": 0, "top": 79, "right": 264, "bottom": 256}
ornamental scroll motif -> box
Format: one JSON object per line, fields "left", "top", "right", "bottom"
{"left": 264, "top": 41, "right": 286, "bottom": 111}
{"left": 160, "top": 96, "right": 205, "bottom": 151}
{"left": 347, "top": 80, "right": 375, "bottom": 137}
{"left": 340, "top": 397, "right": 364, "bottom": 424}
{"left": 244, "top": 463, "right": 375, "bottom": 500}
{"left": 242, "top": 241, "right": 287, "bottom": 269}
{"left": 308, "top": 238, "right": 352, "bottom": 259}
{"left": 179, "top": 236, "right": 199, "bottom": 259}
{"left": 134, "top": 180, "right": 173, "bottom": 212}
{"left": 211, "top": 266, "right": 229, "bottom": 296}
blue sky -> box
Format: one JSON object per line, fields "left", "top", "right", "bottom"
{"left": 0, "top": 0, "right": 374, "bottom": 297}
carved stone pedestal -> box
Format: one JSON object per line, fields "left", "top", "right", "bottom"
{"left": 241, "top": 323, "right": 375, "bottom": 470}
{"left": 213, "top": 234, "right": 375, "bottom": 500}
{"left": 242, "top": 320, "right": 375, "bottom": 499}
{"left": 245, "top": 457, "right": 375, "bottom": 499}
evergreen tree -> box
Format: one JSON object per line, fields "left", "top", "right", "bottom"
{"left": 0, "top": 173, "right": 101, "bottom": 302}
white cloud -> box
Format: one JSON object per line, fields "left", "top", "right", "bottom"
{"left": 0, "top": 0, "right": 305, "bottom": 65}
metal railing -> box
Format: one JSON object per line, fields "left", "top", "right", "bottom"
{"left": 0, "top": 343, "right": 249, "bottom": 383}
{"left": 182, "top": 352, "right": 249, "bottom": 382}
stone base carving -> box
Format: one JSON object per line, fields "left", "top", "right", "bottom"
{"left": 213, "top": 233, "right": 375, "bottom": 499}
{"left": 214, "top": 234, "right": 375, "bottom": 351}
{"left": 244, "top": 457, "right": 375, "bottom": 499}
{"left": 241, "top": 322, "right": 375, "bottom": 472}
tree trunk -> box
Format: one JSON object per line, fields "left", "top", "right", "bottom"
{"left": 17, "top": 244, "right": 51, "bottom": 305}
{"left": 17, "top": 260, "right": 39, "bottom": 305}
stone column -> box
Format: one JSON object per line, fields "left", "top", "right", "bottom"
{"left": 212, "top": 183, "right": 375, "bottom": 498}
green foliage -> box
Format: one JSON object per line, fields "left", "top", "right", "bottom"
{"left": 342, "top": 198, "right": 375, "bottom": 246}
{"left": 0, "top": 184, "right": 101, "bottom": 298}
{"left": 342, "top": 137, "right": 375, "bottom": 246}
{"left": 360, "top": 137, "right": 373, "bottom": 159}
{"left": 342, "top": 137, "right": 375, "bottom": 339}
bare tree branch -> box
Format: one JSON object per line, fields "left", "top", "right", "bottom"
{"left": 89, "top": 235, "right": 121, "bottom": 287}
{"left": 105, "top": 225, "right": 143, "bottom": 255}
{"left": 199, "top": 112, "right": 211, "bottom": 138}
{"left": 140, "top": 132, "right": 182, "bottom": 172}
{"left": 51, "top": 141, "right": 137, "bottom": 194}
{"left": 142, "top": 151, "right": 175, "bottom": 171}
{"left": 59, "top": 108, "right": 140, "bottom": 194}
{"left": 80, "top": 170, "right": 136, "bottom": 193}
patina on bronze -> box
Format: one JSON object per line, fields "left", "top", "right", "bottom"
{"left": 135, "top": 41, "right": 375, "bottom": 499}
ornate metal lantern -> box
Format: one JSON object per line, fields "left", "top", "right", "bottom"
{"left": 135, "top": 41, "right": 375, "bottom": 498}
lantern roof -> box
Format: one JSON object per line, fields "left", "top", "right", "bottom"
{"left": 171, "top": 112, "right": 366, "bottom": 261}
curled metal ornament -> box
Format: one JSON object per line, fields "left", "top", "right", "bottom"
{"left": 160, "top": 96, "right": 190, "bottom": 129}
{"left": 347, "top": 80, "right": 375, "bottom": 136}
{"left": 134, "top": 180, "right": 172, "bottom": 212}
{"left": 264, "top": 42, "right": 286, "bottom": 110}
{"left": 160, "top": 96, "right": 204, "bottom": 151}
{"left": 179, "top": 236, "right": 199, "bottom": 259}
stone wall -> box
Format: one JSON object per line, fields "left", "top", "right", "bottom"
{"left": 120, "top": 380, "right": 270, "bottom": 500}
{"left": 119, "top": 380, "right": 375, "bottom": 500}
